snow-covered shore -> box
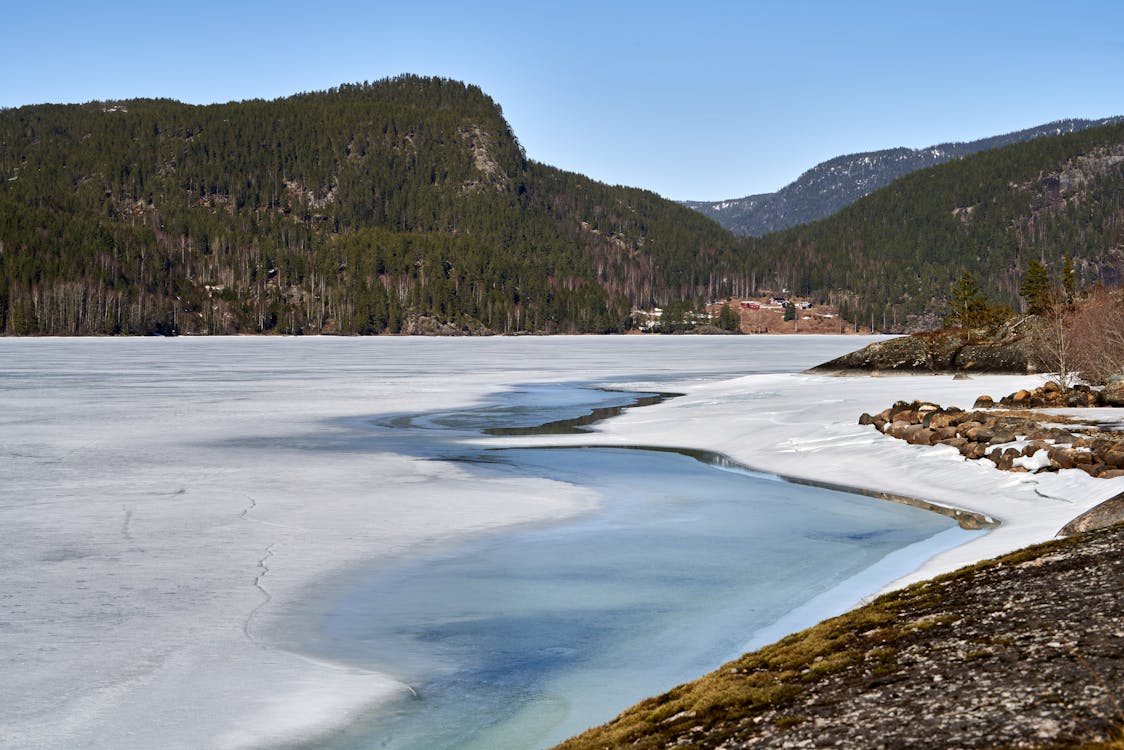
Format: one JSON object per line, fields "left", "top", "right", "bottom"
{"left": 528, "top": 370, "right": 1124, "bottom": 591}
{"left": 3, "top": 336, "right": 1120, "bottom": 750}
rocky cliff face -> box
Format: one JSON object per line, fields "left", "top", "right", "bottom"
{"left": 554, "top": 523, "right": 1124, "bottom": 749}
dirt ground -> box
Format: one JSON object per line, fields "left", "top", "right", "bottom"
{"left": 706, "top": 297, "right": 864, "bottom": 334}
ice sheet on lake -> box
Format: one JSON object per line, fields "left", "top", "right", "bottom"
{"left": 3, "top": 335, "right": 1118, "bottom": 749}
{"left": 0, "top": 336, "right": 865, "bottom": 749}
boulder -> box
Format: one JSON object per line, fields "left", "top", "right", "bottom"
{"left": 965, "top": 426, "right": 994, "bottom": 443}
{"left": 1048, "top": 447, "right": 1077, "bottom": 470}
{"left": 933, "top": 426, "right": 958, "bottom": 441}
{"left": 903, "top": 425, "right": 932, "bottom": 445}
{"left": 973, "top": 395, "right": 995, "bottom": 409}
{"left": 892, "top": 409, "right": 919, "bottom": 425}
{"left": 964, "top": 442, "right": 990, "bottom": 460}
{"left": 938, "top": 437, "right": 969, "bottom": 450}
{"left": 989, "top": 448, "right": 1018, "bottom": 470}
{"left": 1058, "top": 492, "right": 1124, "bottom": 534}
{"left": 1103, "top": 380, "right": 1124, "bottom": 407}
{"left": 861, "top": 392, "right": 1124, "bottom": 480}
{"left": 927, "top": 413, "right": 955, "bottom": 429}
{"left": 956, "top": 420, "right": 983, "bottom": 437}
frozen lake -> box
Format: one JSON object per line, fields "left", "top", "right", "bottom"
{"left": 0, "top": 336, "right": 979, "bottom": 750}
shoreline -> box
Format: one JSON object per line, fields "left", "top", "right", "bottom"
{"left": 264, "top": 368, "right": 1119, "bottom": 748}
{"left": 280, "top": 443, "right": 980, "bottom": 750}
{"left": 257, "top": 367, "right": 1119, "bottom": 750}
{"left": 7, "top": 337, "right": 1119, "bottom": 750}
{"left": 485, "top": 369, "right": 1124, "bottom": 592}
{"left": 516, "top": 442, "right": 998, "bottom": 530}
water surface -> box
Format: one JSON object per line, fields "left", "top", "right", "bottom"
{"left": 284, "top": 383, "right": 979, "bottom": 749}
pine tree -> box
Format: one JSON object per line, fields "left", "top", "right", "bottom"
{"left": 1062, "top": 255, "right": 1076, "bottom": 305}
{"left": 1020, "top": 260, "right": 1054, "bottom": 315}
{"left": 717, "top": 303, "right": 740, "bottom": 332}
{"left": 945, "top": 271, "right": 1002, "bottom": 341}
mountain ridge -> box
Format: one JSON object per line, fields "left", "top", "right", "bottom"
{"left": 739, "top": 119, "right": 1124, "bottom": 330}
{"left": 0, "top": 76, "right": 743, "bottom": 336}
{"left": 3, "top": 77, "right": 1123, "bottom": 338}
{"left": 685, "top": 117, "right": 1124, "bottom": 236}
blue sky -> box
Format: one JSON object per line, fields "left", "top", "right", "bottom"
{"left": 4, "top": 1, "right": 1122, "bottom": 200}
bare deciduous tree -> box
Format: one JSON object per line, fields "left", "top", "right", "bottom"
{"left": 1028, "top": 305, "right": 1080, "bottom": 390}
{"left": 1069, "top": 288, "right": 1124, "bottom": 384}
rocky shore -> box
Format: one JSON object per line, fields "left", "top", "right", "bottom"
{"left": 859, "top": 381, "right": 1124, "bottom": 481}
{"left": 553, "top": 371, "right": 1124, "bottom": 750}
{"left": 554, "top": 522, "right": 1124, "bottom": 749}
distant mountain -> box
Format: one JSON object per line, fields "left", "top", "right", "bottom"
{"left": 0, "top": 76, "right": 741, "bottom": 335}
{"left": 742, "top": 119, "right": 1124, "bottom": 330}
{"left": 685, "top": 117, "right": 1124, "bottom": 236}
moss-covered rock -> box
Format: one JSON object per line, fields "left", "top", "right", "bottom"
{"left": 809, "top": 330, "right": 1033, "bottom": 374}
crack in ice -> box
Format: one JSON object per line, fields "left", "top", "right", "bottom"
{"left": 244, "top": 543, "right": 276, "bottom": 645}
{"left": 120, "top": 506, "right": 133, "bottom": 542}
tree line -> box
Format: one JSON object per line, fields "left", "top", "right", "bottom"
{"left": 2, "top": 76, "right": 1122, "bottom": 336}
{"left": 0, "top": 76, "right": 743, "bottom": 335}
{"left": 740, "top": 122, "right": 1124, "bottom": 331}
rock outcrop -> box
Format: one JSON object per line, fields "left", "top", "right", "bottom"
{"left": 810, "top": 330, "right": 1034, "bottom": 374}
{"left": 1058, "top": 492, "right": 1124, "bottom": 535}
{"left": 1104, "top": 375, "right": 1124, "bottom": 406}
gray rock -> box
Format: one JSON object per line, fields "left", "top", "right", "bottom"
{"left": 809, "top": 331, "right": 1033, "bottom": 374}
{"left": 1103, "top": 380, "right": 1124, "bottom": 406}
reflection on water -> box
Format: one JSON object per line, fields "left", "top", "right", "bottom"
{"left": 371, "top": 384, "right": 674, "bottom": 437}
{"left": 295, "top": 383, "right": 980, "bottom": 750}
{"left": 483, "top": 391, "right": 680, "bottom": 436}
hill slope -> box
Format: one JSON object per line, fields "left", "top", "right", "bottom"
{"left": 741, "top": 120, "right": 1124, "bottom": 330}
{"left": 5, "top": 79, "right": 1122, "bottom": 337}
{"left": 0, "top": 76, "right": 741, "bottom": 335}
{"left": 685, "top": 118, "right": 1122, "bottom": 237}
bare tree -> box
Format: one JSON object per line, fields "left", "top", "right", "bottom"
{"left": 1069, "top": 288, "right": 1124, "bottom": 383}
{"left": 1028, "top": 304, "right": 1080, "bottom": 390}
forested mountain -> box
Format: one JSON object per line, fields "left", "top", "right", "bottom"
{"left": 684, "top": 118, "right": 1122, "bottom": 237}
{"left": 0, "top": 76, "right": 745, "bottom": 335}
{"left": 742, "top": 120, "right": 1124, "bottom": 331}
{"left": 3, "top": 77, "right": 1122, "bottom": 337}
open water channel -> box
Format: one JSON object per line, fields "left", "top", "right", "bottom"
{"left": 280, "top": 383, "right": 980, "bottom": 750}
